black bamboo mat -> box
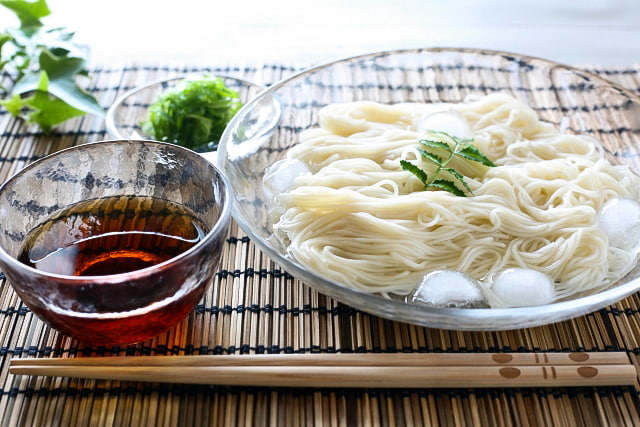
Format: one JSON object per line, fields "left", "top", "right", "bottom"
{"left": 0, "top": 62, "right": 639, "bottom": 426}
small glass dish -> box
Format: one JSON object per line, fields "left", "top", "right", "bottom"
{"left": 0, "top": 140, "right": 232, "bottom": 345}
{"left": 106, "top": 75, "right": 264, "bottom": 150}
{"left": 217, "top": 47, "right": 640, "bottom": 330}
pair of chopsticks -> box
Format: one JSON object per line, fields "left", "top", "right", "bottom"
{"left": 9, "top": 352, "right": 637, "bottom": 388}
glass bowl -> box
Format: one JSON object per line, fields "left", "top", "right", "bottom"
{"left": 0, "top": 140, "right": 232, "bottom": 345}
{"left": 217, "top": 47, "right": 640, "bottom": 330}
{"left": 105, "top": 75, "right": 264, "bottom": 153}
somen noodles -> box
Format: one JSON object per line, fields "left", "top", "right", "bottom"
{"left": 266, "top": 94, "right": 640, "bottom": 308}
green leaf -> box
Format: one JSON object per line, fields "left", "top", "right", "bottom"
{"left": 5, "top": 71, "right": 85, "bottom": 132}
{"left": 442, "top": 167, "right": 473, "bottom": 194}
{"left": 24, "top": 71, "right": 85, "bottom": 131}
{"left": 25, "top": 89, "right": 86, "bottom": 132}
{"left": 0, "top": 0, "right": 50, "bottom": 29}
{"left": 48, "top": 76, "right": 103, "bottom": 116}
{"left": 419, "top": 149, "right": 443, "bottom": 166}
{"left": 405, "top": 129, "right": 494, "bottom": 197}
{"left": 0, "top": 92, "right": 24, "bottom": 114}
{"left": 451, "top": 135, "right": 474, "bottom": 145}
{"left": 13, "top": 71, "right": 104, "bottom": 117}
{"left": 42, "top": 28, "right": 90, "bottom": 59}
{"left": 11, "top": 48, "right": 103, "bottom": 117}
{"left": 0, "top": 0, "right": 103, "bottom": 131}
{"left": 400, "top": 159, "right": 428, "bottom": 185}
{"left": 38, "top": 47, "right": 85, "bottom": 77}
{"left": 457, "top": 145, "right": 496, "bottom": 167}
{"left": 420, "top": 138, "right": 451, "bottom": 152}
{"left": 428, "top": 179, "right": 466, "bottom": 197}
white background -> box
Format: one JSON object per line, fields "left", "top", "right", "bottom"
{"left": 1, "top": 0, "right": 639, "bottom": 67}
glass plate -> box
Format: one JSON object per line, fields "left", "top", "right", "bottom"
{"left": 217, "top": 48, "right": 640, "bottom": 330}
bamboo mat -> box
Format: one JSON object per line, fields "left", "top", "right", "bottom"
{"left": 0, "top": 62, "right": 640, "bottom": 426}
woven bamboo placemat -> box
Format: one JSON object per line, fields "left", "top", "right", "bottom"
{"left": 0, "top": 62, "right": 639, "bottom": 426}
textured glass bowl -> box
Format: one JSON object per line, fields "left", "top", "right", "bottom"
{"left": 0, "top": 140, "right": 232, "bottom": 345}
{"left": 217, "top": 48, "right": 640, "bottom": 330}
{"left": 106, "top": 75, "right": 264, "bottom": 151}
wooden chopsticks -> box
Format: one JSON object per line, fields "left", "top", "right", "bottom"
{"left": 9, "top": 352, "right": 638, "bottom": 388}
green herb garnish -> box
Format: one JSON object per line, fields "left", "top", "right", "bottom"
{"left": 401, "top": 130, "right": 496, "bottom": 197}
{"left": 0, "top": 0, "right": 104, "bottom": 132}
{"left": 141, "top": 76, "right": 243, "bottom": 152}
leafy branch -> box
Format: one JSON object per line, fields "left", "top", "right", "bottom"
{"left": 0, "top": 0, "right": 104, "bottom": 132}
{"left": 401, "top": 130, "right": 496, "bottom": 197}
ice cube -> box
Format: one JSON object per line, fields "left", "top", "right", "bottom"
{"left": 412, "top": 270, "right": 484, "bottom": 307}
{"left": 490, "top": 268, "right": 555, "bottom": 307}
{"left": 598, "top": 197, "right": 640, "bottom": 253}
{"left": 417, "top": 110, "right": 474, "bottom": 140}
{"left": 263, "top": 158, "right": 310, "bottom": 195}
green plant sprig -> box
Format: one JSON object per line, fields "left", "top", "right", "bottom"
{"left": 0, "top": 0, "right": 104, "bottom": 132}
{"left": 400, "top": 130, "right": 496, "bottom": 197}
